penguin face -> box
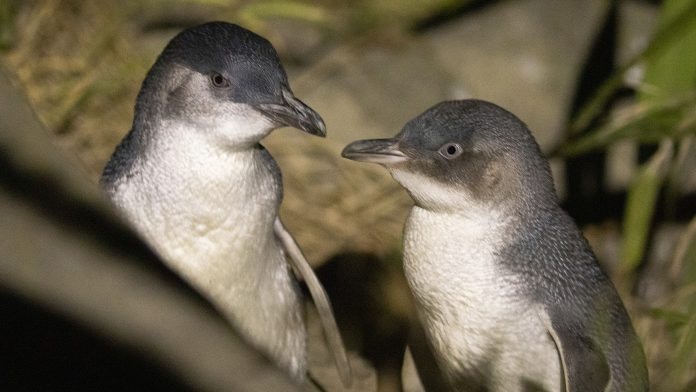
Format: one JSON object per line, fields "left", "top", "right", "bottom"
{"left": 136, "top": 22, "right": 325, "bottom": 147}
{"left": 342, "top": 100, "right": 554, "bottom": 211}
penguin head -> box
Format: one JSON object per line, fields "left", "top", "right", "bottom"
{"left": 134, "top": 22, "right": 325, "bottom": 147}
{"left": 342, "top": 100, "right": 556, "bottom": 212}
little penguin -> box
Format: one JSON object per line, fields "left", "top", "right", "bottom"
{"left": 341, "top": 100, "right": 648, "bottom": 391}
{"left": 101, "top": 22, "right": 351, "bottom": 385}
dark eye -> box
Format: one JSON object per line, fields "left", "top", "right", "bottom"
{"left": 439, "top": 143, "right": 463, "bottom": 159}
{"left": 210, "top": 72, "right": 230, "bottom": 88}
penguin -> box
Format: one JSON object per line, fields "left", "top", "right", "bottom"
{"left": 101, "top": 22, "right": 351, "bottom": 385}
{"left": 341, "top": 99, "right": 648, "bottom": 391}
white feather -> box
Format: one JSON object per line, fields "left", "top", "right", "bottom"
{"left": 395, "top": 171, "right": 561, "bottom": 391}
{"left": 108, "top": 114, "right": 306, "bottom": 379}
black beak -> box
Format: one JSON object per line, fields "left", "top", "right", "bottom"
{"left": 255, "top": 89, "right": 326, "bottom": 137}
{"left": 341, "top": 138, "right": 409, "bottom": 164}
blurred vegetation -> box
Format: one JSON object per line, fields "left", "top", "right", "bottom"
{"left": 1, "top": 0, "right": 695, "bottom": 390}
{"left": 556, "top": 0, "right": 696, "bottom": 390}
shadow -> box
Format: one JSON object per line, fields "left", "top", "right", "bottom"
{"left": 0, "top": 289, "right": 192, "bottom": 392}
{"left": 313, "top": 252, "right": 411, "bottom": 391}
{"left": 413, "top": 0, "right": 501, "bottom": 32}
{"left": 563, "top": 1, "right": 619, "bottom": 225}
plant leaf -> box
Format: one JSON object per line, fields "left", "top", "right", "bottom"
{"left": 647, "top": 307, "right": 689, "bottom": 328}
{"left": 668, "top": 313, "right": 696, "bottom": 390}
{"left": 561, "top": 93, "right": 696, "bottom": 156}
{"left": 671, "top": 215, "right": 696, "bottom": 284}
{"left": 641, "top": 0, "right": 696, "bottom": 103}
{"left": 620, "top": 140, "right": 674, "bottom": 272}
{"left": 568, "top": 0, "right": 696, "bottom": 136}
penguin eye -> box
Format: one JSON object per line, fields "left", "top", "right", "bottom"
{"left": 439, "top": 143, "right": 463, "bottom": 159}
{"left": 210, "top": 72, "right": 230, "bottom": 88}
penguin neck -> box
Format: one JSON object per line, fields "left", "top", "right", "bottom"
{"left": 410, "top": 201, "right": 516, "bottom": 239}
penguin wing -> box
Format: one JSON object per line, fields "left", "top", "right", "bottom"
{"left": 538, "top": 306, "right": 610, "bottom": 392}
{"left": 273, "top": 218, "right": 353, "bottom": 387}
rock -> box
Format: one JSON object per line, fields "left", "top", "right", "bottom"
{"left": 426, "top": 0, "right": 610, "bottom": 152}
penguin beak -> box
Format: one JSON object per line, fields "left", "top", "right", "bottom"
{"left": 341, "top": 138, "right": 409, "bottom": 165}
{"left": 255, "top": 89, "right": 326, "bottom": 137}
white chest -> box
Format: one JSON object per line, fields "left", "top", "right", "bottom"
{"left": 116, "top": 142, "right": 281, "bottom": 277}
{"left": 107, "top": 135, "right": 305, "bottom": 379}
{"left": 403, "top": 207, "right": 560, "bottom": 390}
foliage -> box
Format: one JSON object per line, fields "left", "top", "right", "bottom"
{"left": 558, "top": 0, "right": 696, "bottom": 389}
{"left": 559, "top": 0, "right": 696, "bottom": 273}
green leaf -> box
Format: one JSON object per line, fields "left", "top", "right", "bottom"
{"left": 560, "top": 93, "right": 696, "bottom": 156}
{"left": 647, "top": 307, "right": 689, "bottom": 329}
{"left": 668, "top": 313, "right": 696, "bottom": 389}
{"left": 672, "top": 215, "right": 696, "bottom": 285}
{"left": 0, "top": 0, "right": 17, "bottom": 51}
{"left": 568, "top": 0, "right": 696, "bottom": 137}
{"left": 641, "top": 0, "right": 696, "bottom": 104}
{"left": 620, "top": 140, "right": 674, "bottom": 272}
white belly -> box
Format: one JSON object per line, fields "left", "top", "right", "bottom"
{"left": 108, "top": 142, "right": 306, "bottom": 380}
{"left": 403, "top": 207, "right": 561, "bottom": 391}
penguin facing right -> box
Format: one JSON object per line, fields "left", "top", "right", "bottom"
{"left": 342, "top": 99, "right": 648, "bottom": 391}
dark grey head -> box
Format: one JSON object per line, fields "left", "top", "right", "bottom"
{"left": 133, "top": 21, "right": 325, "bottom": 146}
{"left": 342, "top": 100, "right": 557, "bottom": 212}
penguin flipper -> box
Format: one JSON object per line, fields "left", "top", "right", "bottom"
{"left": 539, "top": 307, "right": 610, "bottom": 392}
{"left": 273, "top": 218, "right": 353, "bottom": 388}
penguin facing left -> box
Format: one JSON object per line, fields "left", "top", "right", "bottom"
{"left": 342, "top": 100, "right": 648, "bottom": 391}
{"left": 101, "top": 22, "right": 351, "bottom": 385}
